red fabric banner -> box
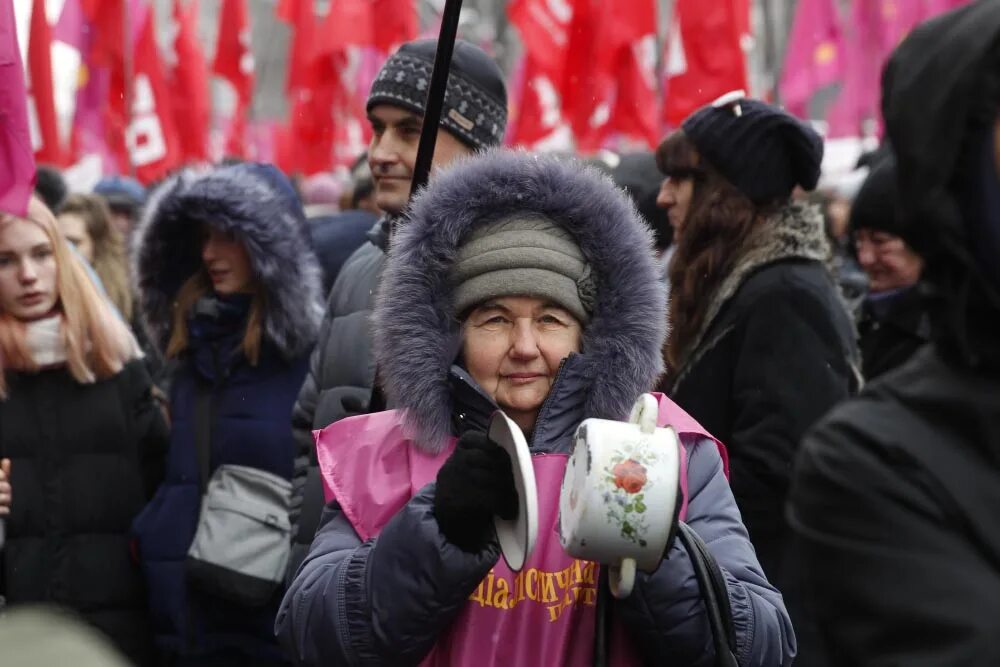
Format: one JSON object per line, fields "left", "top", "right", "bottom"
{"left": 213, "top": 0, "right": 254, "bottom": 157}
{"left": 662, "top": 0, "right": 748, "bottom": 128}
{"left": 170, "top": 0, "right": 210, "bottom": 162}
{"left": 28, "top": 0, "right": 65, "bottom": 165}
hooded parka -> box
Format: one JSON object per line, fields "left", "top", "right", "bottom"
{"left": 276, "top": 151, "right": 795, "bottom": 666}
{"left": 131, "top": 163, "right": 324, "bottom": 662}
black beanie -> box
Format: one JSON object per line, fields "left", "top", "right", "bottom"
{"left": 850, "top": 155, "right": 904, "bottom": 237}
{"left": 682, "top": 96, "right": 824, "bottom": 203}
{"left": 366, "top": 39, "right": 508, "bottom": 151}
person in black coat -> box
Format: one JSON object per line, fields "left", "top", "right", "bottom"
{"left": 850, "top": 156, "right": 930, "bottom": 380}
{"left": 0, "top": 195, "right": 168, "bottom": 666}
{"left": 654, "top": 95, "right": 860, "bottom": 662}
{"left": 789, "top": 2, "right": 1000, "bottom": 663}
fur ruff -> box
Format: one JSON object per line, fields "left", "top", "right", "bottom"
{"left": 373, "top": 150, "right": 668, "bottom": 452}
{"left": 674, "top": 201, "right": 832, "bottom": 375}
{"left": 133, "top": 166, "right": 324, "bottom": 360}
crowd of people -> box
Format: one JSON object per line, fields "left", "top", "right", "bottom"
{"left": 0, "top": 1, "right": 998, "bottom": 665}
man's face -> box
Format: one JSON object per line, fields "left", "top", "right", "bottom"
{"left": 367, "top": 105, "right": 472, "bottom": 217}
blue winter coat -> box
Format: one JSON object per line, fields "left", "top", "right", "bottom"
{"left": 131, "top": 164, "right": 325, "bottom": 661}
{"left": 132, "top": 316, "right": 309, "bottom": 659}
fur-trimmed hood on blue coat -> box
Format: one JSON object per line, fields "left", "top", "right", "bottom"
{"left": 373, "top": 150, "right": 667, "bottom": 452}
{"left": 133, "top": 163, "right": 324, "bottom": 360}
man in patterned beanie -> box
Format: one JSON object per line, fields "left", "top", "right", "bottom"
{"left": 286, "top": 40, "right": 508, "bottom": 577}
{"left": 366, "top": 39, "right": 507, "bottom": 217}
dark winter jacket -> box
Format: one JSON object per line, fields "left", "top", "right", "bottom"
{"left": 0, "top": 360, "right": 168, "bottom": 666}
{"left": 306, "top": 210, "right": 378, "bottom": 293}
{"left": 857, "top": 286, "right": 930, "bottom": 381}
{"left": 659, "top": 203, "right": 859, "bottom": 615}
{"left": 788, "top": 3, "right": 1000, "bottom": 664}
{"left": 131, "top": 164, "right": 323, "bottom": 660}
{"left": 277, "top": 151, "right": 796, "bottom": 666}
{"left": 288, "top": 217, "right": 388, "bottom": 575}
{"left": 789, "top": 347, "right": 1000, "bottom": 664}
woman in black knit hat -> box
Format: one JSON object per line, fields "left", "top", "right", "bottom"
{"left": 654, "top": 94, "right": 860, "bottom": 660}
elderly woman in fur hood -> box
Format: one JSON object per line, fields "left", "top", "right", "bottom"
{"left": 654, "top": 96, "right": 859, "bottom": 656}
{"left": 277, "top": 151, "right": 795, "bottom": 666}
{"left": 131, "top": 163, "right": 324, "bottom": 666}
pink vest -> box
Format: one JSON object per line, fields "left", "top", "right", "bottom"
{"left": 315, "top": 393, "right": 726, "bottom": 667}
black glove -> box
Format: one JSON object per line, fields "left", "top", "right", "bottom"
{"left": 433, "top": 430, "right": 519, "bottom": 553}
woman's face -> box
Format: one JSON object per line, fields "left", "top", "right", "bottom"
{"left": 202, "top": 227, "right": 254, "bottom": 295}
{"left": 0, "top": 218, "right": 59, "bottom": 321}
{"left": 656, "top": 175, "right": 695, "bottom": 241}
{"left": 855, "top": 228, "right": 924, "bottom": 293}
{"left": 462, "top": 295, "right": 582, "bottom": 434}
{"left": 57, "top": 212, "right": 94, "bottom": 263}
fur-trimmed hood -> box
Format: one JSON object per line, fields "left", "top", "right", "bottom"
{"left": 674, "top": 201, "right": 832, "bottom": 374}
{"left": 133, "top": 163, "right": 324, "bottom": 360}
{"left": 373, "top": 150, "right": 667, "bottom": 452}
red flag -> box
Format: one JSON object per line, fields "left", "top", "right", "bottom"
{"left": 28, "top": 0, "right": 64, "bottom": 165}
{"left": 213, "top": 0, "right": 254, "bottom": 156}
{"left": 170, "top": 0, "right": 209, "bottom": 162}
{"left": 127, "top": 9, "right": 182, "bottom": 183}
{"left": 508, "top": 0, "right": 575, "bottom": 80}
{"left": 662, "top": 0, "right": 748, "bottom": 128}
{"left": 1, "top": 0, "right": 37, "bottom": 215}
{"left": 277, "top": 0, "right": 322, "bottom": 91}
{"left": 561, "top": 0, "right": 659, "bottom": 151}
{"left": 81, "top": 0, "right": 124, "bottom": 67}
{"left": 510, "top": 57, "right": 565, "bottom": 147}
{"left": 315, "top": 0, "right": 373, "bottom": 62}
{"left": 372, "top": 0, "right": 416, "bottom": 52}
{"left": 610, "top": 34, "right": 659, "bottom": 148}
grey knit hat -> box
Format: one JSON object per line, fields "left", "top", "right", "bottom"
{"left": 366, "top": 39, "right": 508, "bottom": 151}
{"left": 450, "top": 215, "right": 595, "bottom": 322}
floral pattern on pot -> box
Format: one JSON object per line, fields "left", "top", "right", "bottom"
{"left": 602, "top": 440, "right": 659, "bottom": 548}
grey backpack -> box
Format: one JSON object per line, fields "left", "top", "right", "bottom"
{"left": 186, "top": 383, "right": 292, "bottom": 606}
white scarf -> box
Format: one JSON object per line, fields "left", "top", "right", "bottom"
{"left": 25, "top": 315, "right": 67, "bottom": 367}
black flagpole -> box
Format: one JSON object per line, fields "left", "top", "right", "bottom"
{"left": 408, "top": 0, "right": 465, "bottom": 202}
{"left": 368, "top": 0, "right": 464, "bottom": 414}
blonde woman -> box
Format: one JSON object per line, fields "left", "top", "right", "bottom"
{"left": 57, "top": 193, "right": 133, "bottom": 321}
{"left": 131, "top": 163, "right": 323, "bottom": 666}
{"left": 0, "top": 195, "right": 168, "bottom": 666}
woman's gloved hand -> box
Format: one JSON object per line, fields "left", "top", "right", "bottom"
{"left": 433, "top": 431, "right": 518, "bottom": 552}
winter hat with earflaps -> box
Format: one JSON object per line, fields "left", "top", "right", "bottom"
{"left": 681, "top": 91, "right": 824, "bottom": 204}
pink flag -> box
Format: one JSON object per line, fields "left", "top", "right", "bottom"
{"left": 1, "top": 0, "right": 37, "bottom": 216}
{"left": 779, "top": 0, "right": 844, "bottom": 118}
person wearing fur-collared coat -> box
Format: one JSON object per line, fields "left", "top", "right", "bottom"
{"left": 131, "top": 163, "right": 324, "bottom": 666}
{"left": 276, "top": 151, "right": 795, "bottom": 666}
{"left": 654, "top": 98, "right": 860, "bottom": 664}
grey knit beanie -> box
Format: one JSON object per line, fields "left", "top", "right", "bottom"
{"left": 450, "top": 215, "right": 595, "bottom": 322}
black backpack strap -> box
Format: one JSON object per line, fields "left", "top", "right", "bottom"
{"left": 194, "top": 381, "right": 213, "bottom": 494}
{"left": 678, "top": 522, "right": 739, "bottom": 667}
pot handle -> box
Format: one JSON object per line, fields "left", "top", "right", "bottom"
{"left": 628, "top": 393, "right": 659, "bottom": 435}
{"left": 608, "top": 558, "right": 636, "bottom": 599}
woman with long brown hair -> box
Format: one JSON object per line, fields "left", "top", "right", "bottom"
{"left": 131, "top": 162, "right": 323, "bottom": 666}
{"left": 0, "top": 194, "right": 168, "bottom": 665}
{"left": 654, "top": 95, "right": 859, "bottom": 658}
{"left": 56, "top": 193, "right": 132, "bottom": 321}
